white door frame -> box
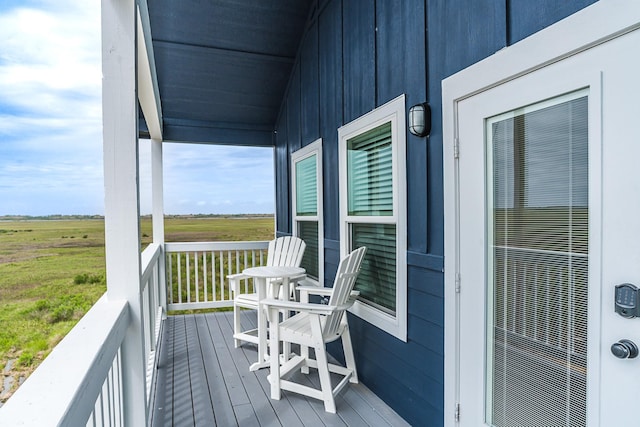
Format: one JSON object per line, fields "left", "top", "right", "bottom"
{"left": 442, "top": 1, "right": 640, "bottom": 425}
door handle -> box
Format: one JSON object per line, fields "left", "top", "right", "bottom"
{"left": 611, "top": 339, "right": 638, "bottom": 359}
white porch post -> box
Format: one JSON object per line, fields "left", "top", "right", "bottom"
{"left": 102, "top": 0, "right": 147, "bottom": 425}
{"left": 152, "top": 138, "right": 167, "bottom": 314}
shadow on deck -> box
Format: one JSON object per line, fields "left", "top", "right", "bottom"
{"left": 150, "top": 311, "right": 410, "bottom": 426}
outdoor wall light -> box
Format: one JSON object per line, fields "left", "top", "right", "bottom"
{"left": 408, "top": 102, "right": 431, "bottom": 137}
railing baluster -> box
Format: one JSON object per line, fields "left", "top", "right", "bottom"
{"left": 219, "top": 251, "right": 224, "bottom": 301}
{"left": 167, "top": 253, "right": 173, "bottom": 305}
{"left": 177, "top": 253, "right": 182, "bottom": 304}
{"left": 110, "top": 360, "right": 116, "bottom": 426}
{"left": 203, "top": 252, "right": 208, "bottom": 302}
{"left": 116, "top": 350, "right": 123, "bottom": 427}
{"left": 227, "top": 251, "right": 232, "bottom": 295}
{"left": 195, "top": 251, "right": 199, "bottom": 303}
{"left": 186, "top": 252, "right": 191, "bottom": 303}
{"left": 211, "top": 251, "right": 217, "bottom": 301}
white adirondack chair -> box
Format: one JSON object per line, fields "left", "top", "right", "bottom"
{"left": 263, "top": 246, "right": 366, "bottom": 413}
{"left": 228, "top": 236, "right": 306, "bottom": 348}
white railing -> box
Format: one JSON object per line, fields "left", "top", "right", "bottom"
{"left": 0, "top": 295, "right": 129, "bottom": 426}
{"left": 140, "top": 243, "right": 164, "bottom": 403}
{"left": 165, "top": 241, "right": 270, "bottom": 311}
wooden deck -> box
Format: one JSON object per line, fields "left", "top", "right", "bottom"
{"left": 150, "top": 311, "right": 410, "bottom": 427}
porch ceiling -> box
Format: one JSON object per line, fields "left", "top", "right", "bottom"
{"left": 143, "top": 0, "right": 314, "bottom": 146}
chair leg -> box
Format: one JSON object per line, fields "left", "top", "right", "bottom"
{"left": 341, "top": 326, "right": 358, "bottom": 383}
{"left": 300, "top": 287, "right": 309, "bottom": 374}
{"left": 281, "top": 309, "right": 291, "bottom": 361}
{"left": 300, "top": 343, "right": 310, "bottom": 374}
{"left": 233, "top": 304, "right": 241, "bottom": 348}
{"left": 314, "top": 343, "right": 336, "bottom": 413}
{"left": 269, "top": 308, "right": 281, "bottom": 400}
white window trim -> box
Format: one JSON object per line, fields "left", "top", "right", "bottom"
{"left": 338, "top": 94, "right": 407, "bottom": 341}
{"left": 291, "top": 138, "right": 323, "bottom": 286}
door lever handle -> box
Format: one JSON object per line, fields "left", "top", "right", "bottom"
{"left": 611, "top": 339, "right": 638, "bottom": 359}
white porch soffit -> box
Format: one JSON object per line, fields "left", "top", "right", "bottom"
{"left": 137, "top": 0, "right": 162, "bottom": 141}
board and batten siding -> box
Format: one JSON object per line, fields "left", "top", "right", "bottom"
{"left": 273, "top": 0, "right": 596, "bottom": 424}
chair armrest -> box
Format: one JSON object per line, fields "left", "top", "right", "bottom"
{"left": 227, "top": 273, "right": 250, "bottom": 296}
{"left": 296, "top": 286, "right": 360, "bottom": 303}
{"left": 288, "top": 273, "right": 307, "bottom": 283}
{"left": 296, "top": 285, "right": 333, "bottom": 296}
{"left": 261, "top": 298, "right": 338, "bottom": 315}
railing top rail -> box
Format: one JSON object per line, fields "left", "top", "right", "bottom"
{"left": 0, "top": 294, "right": 129, "bottom": 426}
{"left": 141, "top": 242, "right": 162, "bottom": 268}
{"left": 165, "top": 240, "right": 270, "bottom": 252}
{"left": 141, "top": 243, "right": 162, "bottom": 287}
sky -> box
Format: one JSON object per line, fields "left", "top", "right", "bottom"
{"left": 0, "top": 0, "right": 275, "bottom": 216}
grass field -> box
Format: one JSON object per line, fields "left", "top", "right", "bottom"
{"left": 0, "top": 215, "right": 274, "bottom": 402}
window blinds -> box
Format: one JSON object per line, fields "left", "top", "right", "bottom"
{"left": 351, "top": 222, "right": 397, "bottom": 314}
{"left": 297, "top": 221, "right": 319, "bottom": 280}
{"left": 487, "top": 94, "right": 588, "bottom": 426}
{"left": 347, "top": 122, "right": 393, "bottom": 216}
{"left": 295, "top": 154, "right": 317, "bottom": 216}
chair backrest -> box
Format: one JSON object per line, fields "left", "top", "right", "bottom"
{"left": 323, "top": 246, "right": 367, "bottom": 338}
{"left": 266, "top": 236, "right": 306, "bottom": 268}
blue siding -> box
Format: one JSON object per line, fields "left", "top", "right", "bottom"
{"left": 342, "top": 0, "right": 376, "bottom": 122}
{"left": 275, "top": 107, "right": 290, "bottom": 234}
{"left": 300, "top": 25, "right": 320, "bottom": 144}
{"left": 318, "top": 0, "right": 343, "bottom": 242}
{"left": 274, "top": 0, "right": 595, "bottom": 424}
{"left": 508, "top": 0, "right": 598, "bottom": 44}
{"left": 286, "top": 62, "right": 302, "bottom": 153}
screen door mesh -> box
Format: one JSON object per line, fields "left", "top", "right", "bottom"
{"left": 486, "top": 92, "right": 588, "bottom": 427}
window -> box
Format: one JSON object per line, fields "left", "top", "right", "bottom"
{"left": 291, "top": 139, "right": 323, "bottom": 285}
{"left": 486, "top": 92, "right": 589, "bottom": 425}
{"left": 338, "top": 95, "right": 407, "bottom": 341}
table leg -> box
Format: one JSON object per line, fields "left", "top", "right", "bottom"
{"left": 281, "top": 277, "right": 291, "bottom": 362}
{"left": 250, "top": 277, "right": 270, "bottom": 371}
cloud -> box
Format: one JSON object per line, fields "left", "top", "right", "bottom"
{"left": 0, "top": 1, "right": 101, "bottom": 118}
{"left": 0, "top": 0, "right": 104, "bottom": 215}
{"left": 0, "top": 1, "right": 275, "bottom": 216}
{"left": 151, "top": 143, "right": 275, "bottom": 215}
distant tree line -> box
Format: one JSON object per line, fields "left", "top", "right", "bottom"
{"left": 0, "top": 213, "right": 274, "bottom": 221}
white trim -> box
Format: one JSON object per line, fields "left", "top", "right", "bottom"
{"left": 442, "top": 1, "right": 639, "bottom": 425}
{"left": 137, "top": 0, "right": 163, "bottom": 141}
{"left": 338, "top": 94, "right": 407, "bottom": 341}
{"left": 151, "top": 138, "right": 167, "bottom": 314}
{"left": 291, "top": 138, "right": 324, "bottom": 286}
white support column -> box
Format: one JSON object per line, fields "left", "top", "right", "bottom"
{"left": 102, "top": 0, "right": 147, "bottom": 425}
{"left": 151, "top": 138, "right": 167, "bottom": 314}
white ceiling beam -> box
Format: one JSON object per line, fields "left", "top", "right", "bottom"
{"left": 137, "top": 0, "right": 163, "bottom": 141}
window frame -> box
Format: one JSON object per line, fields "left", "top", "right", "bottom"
{"left": 338, "top": 94, "right": 407, "bottom": 341}
{"left": 291, "top": 138, "right": 323, "bottom": 286}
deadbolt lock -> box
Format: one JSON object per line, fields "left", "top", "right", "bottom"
{"left": 611, "top": 339, "right": 639, "bottom": 359}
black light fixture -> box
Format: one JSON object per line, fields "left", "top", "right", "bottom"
{"left": 408, "top": 102, "right": 431, "bottom": 137}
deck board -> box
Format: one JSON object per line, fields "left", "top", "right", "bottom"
{"left": 151, "top": 311, "right": 410, "bottom": 427}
